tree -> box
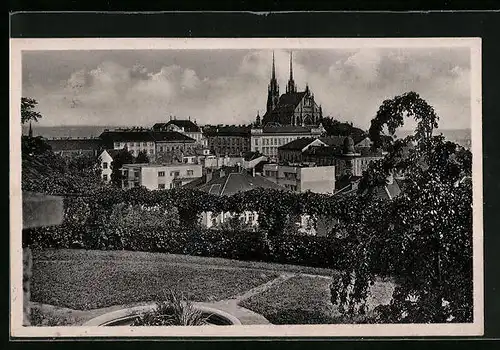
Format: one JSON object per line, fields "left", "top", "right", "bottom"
{"left": 135, "top": 150, "right": 150, "bottom": 164}
{"left": 320, "top": 116, "right": 366, "bottom": 140}
{"left": 110, "top": 149, "right": 134, "bottom": 187}
{"left": 21, "top": 97, "right": 43, "bottom": 124}
{"left": 331, "top": 92, "right": 473, "bottom": 323}
{"left": 368, "top": 91, "right": 439, "bottom": 150}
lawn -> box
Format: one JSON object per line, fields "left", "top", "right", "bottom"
{"left": 239, "top": 276, "right": 338, "bottom": 324}
{"left": 239, "top": 276, "right": 396, "bottom": 325}
{"left": 30, "top": 248, "right": 394, "bottom": 326}
{"left": 31, "top": 249, "right": 279, "bottom": 310}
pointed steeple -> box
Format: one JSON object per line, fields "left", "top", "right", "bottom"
{"left": 286, "top": 51, "right": 296, "bottom": 93}
{"left": 272, "top": 51, "right": 276, "bottom": 80}
{"left": 28, "top": 122, "right": 33, "bottom": 137}
{"left": 266, "top": 51, "right": 280, "bottom": 114}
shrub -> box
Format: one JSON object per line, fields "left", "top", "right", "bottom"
{"left": 131, "top": 290, "right": 210, "bottom": 326}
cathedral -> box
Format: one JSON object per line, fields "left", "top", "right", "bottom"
{"left": 260, "top": 52, "right": 323, "bottom": 127}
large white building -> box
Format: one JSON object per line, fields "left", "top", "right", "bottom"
{"left": 121, "top": 163, "right": 202, "bottom": 190}
{"left": 262, "top": 163, "right": 336, "bottom": 194}
{"left": 250, "top": 125, "right": 325, "bottom": 162}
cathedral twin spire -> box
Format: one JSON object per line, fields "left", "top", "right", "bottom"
{"left": 286, "top": 51, "right": 297, "bottom": 94}
{"left": 266, "top": 51, "right": 297, "bottom": 113}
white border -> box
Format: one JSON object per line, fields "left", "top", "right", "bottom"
{"left": 10, "top": 37, "right": 483, "bottom": 338}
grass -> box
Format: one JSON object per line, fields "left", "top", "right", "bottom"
{"left": 31, "top": 249, "right": 279, "bottom": 310}
{"left": 239, "top": 276, "right": 338, "bottom": 324}
{"left": 30, "top": 249, "right": 394, "bottom": 326}
{"left": 239, "top": 276, "right": 396, "bottom": 325}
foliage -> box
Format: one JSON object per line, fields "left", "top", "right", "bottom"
{"left": 368, "top": 91, "right": 439, "bottom": 150}
{"left": 21, "top": 97, "right": 43, "bottom": 124}
{"left": 110, "top": 148, "right": 134, "bottom": 186}
{"left": 320, "top": 117, "right": 366, "bottom": 140}
{"left": 22, "top": 137, "right": 102, "bottom": 195}
{"left": 332, "top": 92, "right": 473, "bottom": 323}
{"left": 131, "top": 290, "right": 210, "bottom": 326}
{"left": 135, "top": 150, "right": 150, "bottom": 164}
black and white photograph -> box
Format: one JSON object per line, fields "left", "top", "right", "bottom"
{"left": 10, "top": 38, "right": 482, "bottom": 337}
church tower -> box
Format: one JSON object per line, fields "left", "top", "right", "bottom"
{"left": 266, "top": 52, "right": 280, "bottom": 114}
{"left": 286, "top": 51, "right": 297, "bottom": 94}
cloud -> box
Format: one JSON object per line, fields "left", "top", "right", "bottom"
{"left": 22, "top": 48, "right": 472, "bottom": 130}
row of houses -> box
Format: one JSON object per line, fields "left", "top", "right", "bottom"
{"left": 45, "top": 119, "right": 330, "bottom": 162}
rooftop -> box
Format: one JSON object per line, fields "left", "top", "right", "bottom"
{"left": 45, "top": 138, "right": 103, "bottom": 151}
{"left": 278, "top": 137, "right": 317, "bottom": 151}
{"left": 197, "top": 171, "right": 285, "bottom": 196}
{"left": 153, "top": 119, "right": 201, "bottom": 133}
{"left": 121, "top": 162, "right": 201, "bottom": 168}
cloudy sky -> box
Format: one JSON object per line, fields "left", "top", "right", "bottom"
{"left": 22, "top": 47, "right": 471, "bottom": 130}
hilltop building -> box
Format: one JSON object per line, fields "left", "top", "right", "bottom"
{"left": 99, "top": 128, "right": 196, "bottom": 159}
{"left": 203, "top": 126, "right": 251, "bottom": 157}
{"left": 261, "top": 52, "right": 323, "bottom": 127}
{"left": 250, "top": 124, "right": 325, "bottom": 162}
{"left": 152, "top": 118, "right": 204, "bottom": 145}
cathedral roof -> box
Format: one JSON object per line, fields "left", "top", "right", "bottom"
{"left": 262, "top": 91, "right": 308, "bottom": 123}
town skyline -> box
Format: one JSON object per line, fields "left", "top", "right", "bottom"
{"left": 23, "top": 47, "right": 471, "bottom": 130}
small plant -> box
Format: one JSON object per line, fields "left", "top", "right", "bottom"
{"left": 131, "top": 290, "right": 211, "bottom": 326}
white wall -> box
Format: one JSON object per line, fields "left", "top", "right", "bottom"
{"left": 300, "top": 166, "right": 335, "bottom": 194}
{"left": 99, "top": 151, "right": 113, "bottom": 183}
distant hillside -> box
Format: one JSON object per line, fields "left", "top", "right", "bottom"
{"left": 22, "top": 125, "right": 129, "bottom": 138}
{"left": 396, "top": 128, "right": 471, "bottom": 149}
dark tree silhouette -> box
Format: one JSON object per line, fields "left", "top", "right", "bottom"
{"left": 135, "top": 150, "right": 150, "bottom": 164}
{"left": 21, "top": 97, "right": 43, "bottom": 124}
{"left": 110, "top": 149, "right": 134, "bottom": 187}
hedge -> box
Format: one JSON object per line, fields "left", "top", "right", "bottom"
{"left": 24, "top": 224, "right": 348, "bottom": 270}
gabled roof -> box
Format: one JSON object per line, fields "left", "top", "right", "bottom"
{"left": 197, "top": 171, "right": 285, "bottom": 196}
{"left": 153, "top": 120, "right": 201, "bottom": 133}
{"left": 319, "top": 136, "right": 346, "bottom": 147}
{"left": 103, "top": 149, "right": 122, "bottom": 158}
{"left": 203, "top": 126, "right": 251, "bottom": 137}
{"left": 99, "top": 130, "right": 155, "bottom": 143}
{"left": 303, "top": 145, "right": 340, "bottom": 157}
{"left": 320, "top": 134, "right": 369, "bottom": 147}
{"left": 335, "top": 175, "right": 363, "bottom": 195}
{"left": 278, "top": 137, "right": 317, "bottom": 151}
{"left": 262, "top": 92, "right": 308, "bottom": 124}
{"left": 151, "top": 131, "right": 196, "bottom": 142}
{"left": 260, "top": 125, "right": 321, "bottom": 134}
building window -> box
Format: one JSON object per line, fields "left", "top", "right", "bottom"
{"left": 170, "top": 171, "right": 180, "bottom": 177}
{"left": 134, "top": 181, "right": 139, "bottom": 187}
{"left": 102, "top": 162, "right": 108, "bottom": 169}
{"left": 134, "top": 171, "right": 140, "bottom": 178}
{"left": 149, "top": 149, "right": 154, "bottom": 154}
{"left": 187, "top": 170, "right": 194, "bottom": 176}
{"left": 159, "top": 146, "right": 164, "bottom": 152}
{"left": 142, "top": 142, "right": 147, "bottom": 147}
{"left": 103, "top": 174, "right": 108, "bottom": 181}
{"left": 255, "top": 139, "right": 259, "bottom": 145}
{"left": 158, "top": 171, "right": 165, "bottom": 177}
{"left": 136, "top": 142, "right": 140, "bottom": 147}
{"left": 158, "top": 183, "right": 165, "bottom": 189}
